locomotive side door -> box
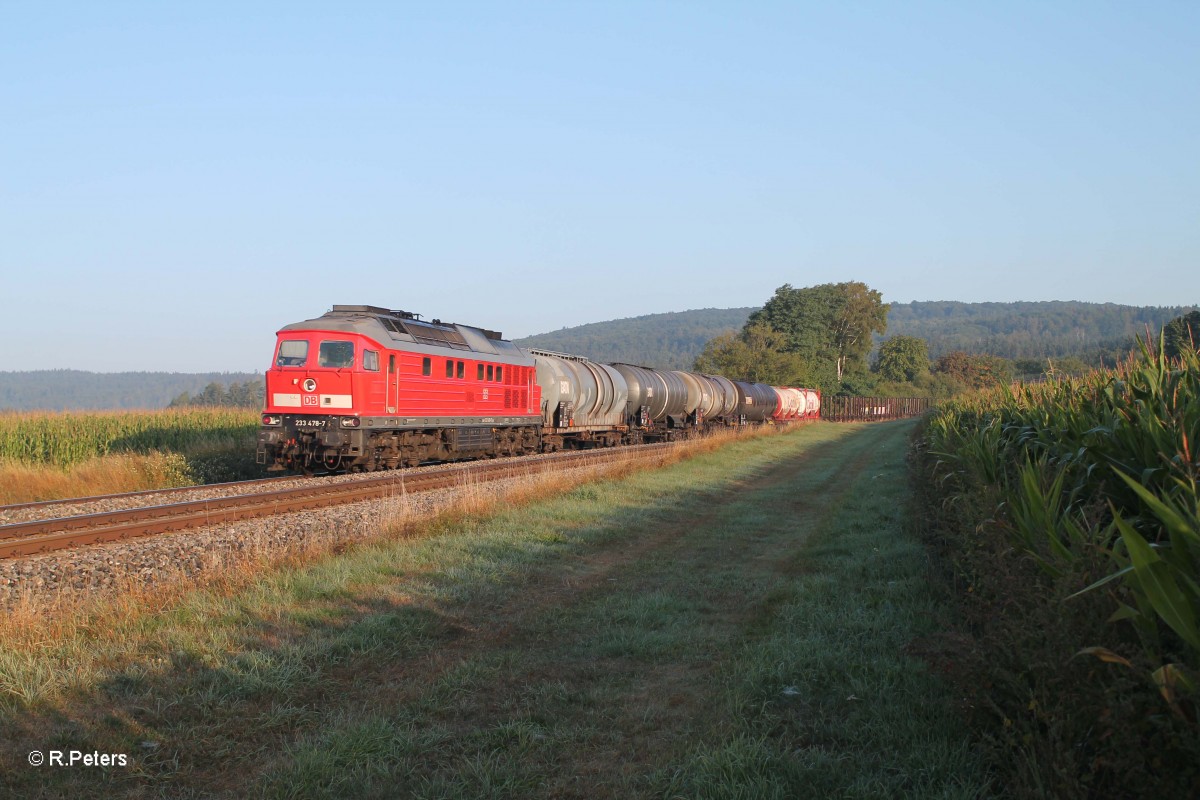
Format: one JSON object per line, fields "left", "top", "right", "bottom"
{"left": 387, "top": 354, "right": 398, "bottom": 414}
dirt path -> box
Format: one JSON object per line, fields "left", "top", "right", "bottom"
{"left": 247, "top": 421, "right": 917, "bottom": 796}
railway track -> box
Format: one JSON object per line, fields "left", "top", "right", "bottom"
{"left": 0, "top": 445, "right": 671, "bottom": 560}
{"left": 0, "top": 475, "right": 295, "bottom": 515}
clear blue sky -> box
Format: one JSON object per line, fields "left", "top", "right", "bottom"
{"left": 2, "top": 1, "right": 1197, "bottom": 372}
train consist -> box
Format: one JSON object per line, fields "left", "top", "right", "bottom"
{"left": 257, "top": 305, "right": 820, "bottom": 473}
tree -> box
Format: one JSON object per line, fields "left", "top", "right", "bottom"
{"left": 747, "top": 282, "right": 888, "bottom": 382}
{"left": 693, "top": 323, "right": 809, "bottom": 385}
{"left": 226, "top": 380, "right": 264, "bottom": 408}
{"left": 934, "top": 351, "right": 1013, "bottom": 389}
{"left": 198, "top": 382, "right": 225, "bottom": 406}
{"left": 830, "top": 282, "right": 890, "bottom": 381}
{"left": 166, "top": 380, "right": 264, "bottom": 408}
{"left": 1163, "top": 310, "right": 1200, "bottom": 359}
{"left": 874, "top": 335, "right": 929, "bottom": 382}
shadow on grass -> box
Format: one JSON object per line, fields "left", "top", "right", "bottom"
{"left": 2, "top": 421, "right": 933, "bottom": 798}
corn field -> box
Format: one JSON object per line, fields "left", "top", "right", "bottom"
{"left": 924, "top": 339, "right": 1199, "bottom": 716}
{"left": 0, "top": 408, "right": 260, "bottom": 469}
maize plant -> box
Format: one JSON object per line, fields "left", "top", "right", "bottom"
{"left": 0, "top": 408, "right": 259, "bottom": 469}
{"left": 924, "top": 338, "right": 1200, "bottom": 713}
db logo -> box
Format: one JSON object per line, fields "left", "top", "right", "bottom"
{"left": 302, "top": 395, "right": 319, "bottom": 407}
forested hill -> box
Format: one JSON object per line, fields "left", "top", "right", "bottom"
{"left": 516, "top": 301, "right": 1196, "bottom": 368}
{"left": 0, "top": 371, "right": 262, "bottom": 411}
{"left": 888, "top": 301, "right": 1195, "bottom": 360}
{"left": 513, "top": 308, "right": 757, "bottom": 370}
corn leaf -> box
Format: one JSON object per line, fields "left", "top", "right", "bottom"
{"left": 1113, "top": 468, "right": 1200, "bottom": 548}
{"left": 1068, "top": 565, "right": 1134, "bottom": 600}
{"left": 1117, "top": 513, "right": 1200, "bottom": 652}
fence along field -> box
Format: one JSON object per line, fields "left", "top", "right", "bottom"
{"left": 820, "top": 396, "right": 931, "bottom": 422}
{"left": 0, "top": 408, "right": 260, "bottom": 503}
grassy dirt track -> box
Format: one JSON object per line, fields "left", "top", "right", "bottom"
{"left": 2, "top": 421, "right": 987, "bottom": 799}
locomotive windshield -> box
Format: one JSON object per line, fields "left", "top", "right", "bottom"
{"left": 318, "top": 340, "right": 355, "bottom": 368}
{"left": 276, "top": 340, "right": 308, "bottom": 367}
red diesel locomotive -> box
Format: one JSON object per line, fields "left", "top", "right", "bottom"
{"left": 257, "top": 305, "right": 819, "bottom": 474}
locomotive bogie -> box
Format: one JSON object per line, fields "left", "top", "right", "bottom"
{"left": 259, "top": 417, "right": 542, "bottom": 473}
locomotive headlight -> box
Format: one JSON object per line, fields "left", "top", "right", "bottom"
{"left": 341, "top": 417, "right": 361, "bottom": 428}
{"left": 302, "top": 378, "right": 317, "bottom": 392}
{"left": 262, "top": 415, "right": 281, "bottom": 426}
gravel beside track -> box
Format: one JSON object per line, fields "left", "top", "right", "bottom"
{"left": 0, "top": 455, "right": 541, "bottom": 526}
{"left": 0, "top": 459, "right": 621, "bottom": 613}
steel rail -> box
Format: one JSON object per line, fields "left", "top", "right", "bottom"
{"left": 0, "top": 444, "right": 671, "bottom": 560}
{"left": 0, "top": 475, "right": 296, "bottom": 514}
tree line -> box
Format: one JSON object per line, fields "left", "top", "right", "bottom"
{"left": 693, "top": 283, "right": 1200, "bottom": 398}
{"left": 167, "top": 381, "right": 264, "bottom": 409}
{"left": 518, "top": 300, "right": 1190, "bottom": 380}
{"left": 0, "top": 371, "right": 264, "bottom": 412}
{"left": 888, "top": 300, "right": 1194, "bottom": 362}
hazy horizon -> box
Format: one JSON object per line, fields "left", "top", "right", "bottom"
{"left": 1, "top": 297, "right": 1193, "bottom": 376}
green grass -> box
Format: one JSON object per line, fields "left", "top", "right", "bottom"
{"left": 1, "top": 421, "right": 986, "bottom": 798}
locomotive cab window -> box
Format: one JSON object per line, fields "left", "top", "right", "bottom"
{"left": 363, "top": 350, "right": 379, "bottom": 372}
{"left": 496, "top": 366, "right": 503, "bottom": 382}
{"left": 477, "top": 364, "right": 484, "bottom": 380}
{"left": 318, "top": 341, "right": 355, "bottom": 368}
{"left": 457, "top": 361, "right": 464, "bottom": 379}
{"left": 276, "top": 340, "right": 309, "bottom": 367}
{"left": 446, "top": 359, "right": 454, "bottom": 378}
{"left": 422, "top": 357, "right": 431, "bottom": 376}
